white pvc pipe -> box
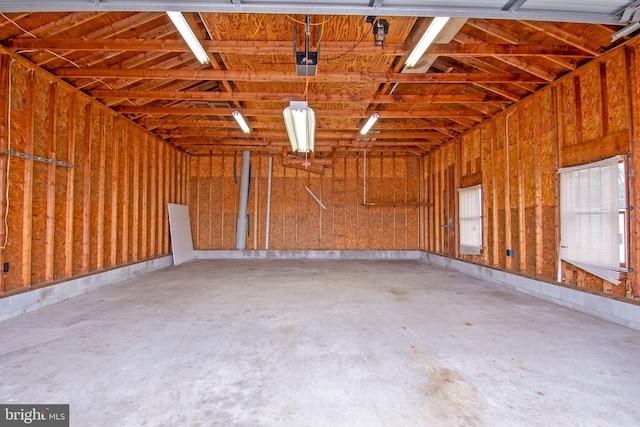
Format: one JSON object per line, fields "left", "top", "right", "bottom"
{"left": 265, "top": 157, "right": 273, "bottom": 250}
{"left": 236, "top": 150, "right": 251, "bottom": 250}
{"left": 363, "top": 149, "right": 367, "bottom": 205}
{"left": 305, "top": 186, "right": 327, "bottom": 210}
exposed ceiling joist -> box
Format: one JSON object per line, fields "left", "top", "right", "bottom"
{"left": 57, "top": 68, "right": 548, "bottom": 83}
{"left": 5, "top": 38, "right": 405, "bottom": 56}
{"left": 0, "top": 7, "right": 624, "bottom": 155}
{"left": 91, "top": 90, "right": 509, "bottom": 104}
{"left": 116, "top": 106, "right": 488, "bottom": 119}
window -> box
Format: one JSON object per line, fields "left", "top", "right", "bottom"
{"left": 558, "top": 156, "right": 627, "bottom": 285}
{"left": 458, "top": 185, "right": 482, "bottom": 255}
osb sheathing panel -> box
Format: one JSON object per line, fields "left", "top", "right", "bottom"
{"left": 188, "top": 152, "right": 420, "bottom": 251}
{"left": 423, "top": 41, "right": 640, "bottom": 300}
{"left": 628, "top": 42, "right": 640, "bottom": 300}
{"left": 0, "top": 55, "right": 187, "bottom": 294}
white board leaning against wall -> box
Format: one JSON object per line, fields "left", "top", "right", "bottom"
{"left": 167, "top": 203, "right": 195, "bottom": 266}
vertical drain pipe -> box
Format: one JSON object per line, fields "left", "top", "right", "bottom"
{"left": 363, "top": 149, "right": 367, "bottom": 205}
{"left": 236, "top": 150, "right": 251, "bottom": 250}
{"left": 265, "top": 156, "right": 273, "bottom": 250}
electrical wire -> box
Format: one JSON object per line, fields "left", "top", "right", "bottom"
{"left": 1, "top": 59, "right": 13, "bottom": 250}
{"left": 248, "top": 14, "right": 265, "bottom": 39}
{"left": 286, "top": 15, "right": 334, "bottom": 26}
{"left": 0, "top": 13, "right": 115, "bottom": 91}
{"left": 322, "top": 26, "right": 371, "bottom": 62}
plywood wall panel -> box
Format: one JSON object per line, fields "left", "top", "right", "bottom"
{"left": 0, "top": 55, "right": 8, "bottom": 293}
{"left": 188, "top": 152, "right": 421, "bottom": 252}
{"left": 210, "top": 156, "right": 223, "bottom": 250}
{"left": 320, "top": 171, "right": 334, "bottom": 249}
{"left": 198, "top": 156, "right": 212, "bottom": 250}
{"left": 422, "top": 42, "right": 640, "bottom": 301}
{"left": 95, "top": 111, "right": 106, "bottom": 270}
{"left": 100, "top": 114, "right": 113, "bottom": 269}
{"left": 345, "top": 157, "right": 358, "bottom": 248}
{"left": 148, "top": 135, "right": 157, "bottom": 257}
{"left": 0, "top": 54, "right": 185, "bottom": 295}
{"left": 222, "top": 155, "right": 237, "bottom": 249}
{"left": 130, "top": 129, "right": 140, "bottom": 262}
{"left": 605, "top": 51, "right": 628, "bottom": 135}
{"left": 71, "top": 102, "right": 86, "bottom": 275}
{"left": 107, "top": 111, "right": 119, "bottom": 269}
{"left": 579, "top": 68, "right": 603, "bottom": 143}
{"left": 29, "top": 73, "right": 50, "bottom": 286}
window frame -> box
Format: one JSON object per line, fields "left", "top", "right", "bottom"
{"left": 458, "top": 184, "right": 483, "bottom": 256}
{"left": 557, "top": 155, "right": 628, "bottom": 285}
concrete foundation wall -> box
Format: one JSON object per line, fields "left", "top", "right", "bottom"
{"left": 421, "top": 252, "right": 640, "bottom": 331}
{"left": 0, "top": 256, "right": 172, "bottom": 322}
{"left": 196, "top": 250, "right": 422, "bottom": 260}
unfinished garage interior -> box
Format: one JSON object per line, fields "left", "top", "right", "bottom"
{"left": 1, "top": 0, "right": 640, "bottom": 425}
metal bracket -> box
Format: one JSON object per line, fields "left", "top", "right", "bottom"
{"left": 0, "top": 150, "right": 73, "bottom": 168}
{"left": 619, "top": 0, "right": 640, "bottom": 23}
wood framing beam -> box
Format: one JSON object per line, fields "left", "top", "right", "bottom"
{"left": 426, "top": 44, "right": 593, "bottom": 57}
{"left": 464, "top": 19, "right": 578, "bottom": 71}
{"left": 453, "top": 33, "right": 556, "bottom": 81}
{"left": 92, "top": 89, "right": 507, "bottom": 103}
{"left": 6, "top": 38, "right": 405, "bottom": 56}
{"left": 157, "top": 129, "right": 449, "bottom": 139}
{"left": 173, "top": 138, "right": 442, "bottom": 147}
{"left": 516, "top": 21, "right": 601, "bottom": 56}
{"left": 117, "top": 106, "right": 488, "bottom": 118}
{"left": 137, "top": 118, "right": 470, "bottom": 131}
{"left": 56, "top": 68, "right": 548, "bottom": 84}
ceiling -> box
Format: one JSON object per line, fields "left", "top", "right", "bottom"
{"left": 0, "top": 1, "right": 636, "bottom": 157}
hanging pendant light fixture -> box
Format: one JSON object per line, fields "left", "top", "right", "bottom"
{"left": 283, "top": 101, "right": 316, "bottom": 153}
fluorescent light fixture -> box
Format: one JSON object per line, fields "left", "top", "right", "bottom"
{"left": 232, "top": 111, "right": 250, "bottom": 133}
{"left": 283, "top": 101, "right": 316, "bottom": 153}
{"left": 167, "top": 11, "right": 210, "bottom": 64}
{"left": 612, "top": 22, "right": 640, "bottom": 42}
{"left": 360, "top": 113, "right": 379, "bottom": 135}
{"left": 405, "top": 16, "right": 450, "bottom": 68}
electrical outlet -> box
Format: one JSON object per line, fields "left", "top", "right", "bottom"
{"left": 3, "top": 262, "right": 8, "bottom": 272}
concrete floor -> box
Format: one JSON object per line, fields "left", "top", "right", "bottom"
{"left": 1, "top": 259, "right": 639, "bottom": 427}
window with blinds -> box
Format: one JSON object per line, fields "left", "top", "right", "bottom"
{"left": 458, "top": 185, "right": 482, "bottom": 255}
{"left": 558, "top": 156, "right": 627, "bottom": 285}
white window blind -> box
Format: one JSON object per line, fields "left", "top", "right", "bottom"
{"left": 558, "top": 156, "right": 623, "bottom": 285}
{"left": 459, "top": 185, "right": 482, "bottom": 255}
